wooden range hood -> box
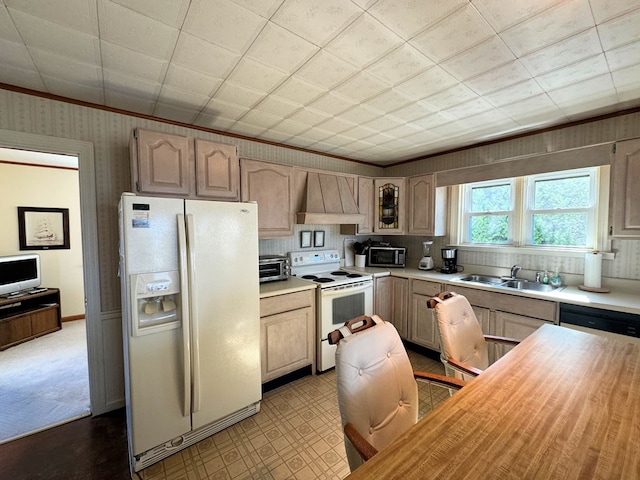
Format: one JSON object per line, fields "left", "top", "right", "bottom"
{"left": 296, "top": 172, "right": 365, "bottom": 225}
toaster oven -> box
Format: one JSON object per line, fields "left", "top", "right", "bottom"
{"left": 258, "top": 255, "right": 290, "bottom": 283}
{"left": 367, "top": 246, "right": 406, "bottom": 267}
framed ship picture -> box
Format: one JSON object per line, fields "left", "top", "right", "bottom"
{"left": 18, "top": 207, "right": 70, "bottom": 250}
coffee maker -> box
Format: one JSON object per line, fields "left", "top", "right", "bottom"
{"left": 440, "top": 248, "right": 458, "bottom": 274}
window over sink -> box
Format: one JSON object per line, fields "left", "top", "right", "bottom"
{"left": 453, "top": 166, "right": 609, "bottom": 254}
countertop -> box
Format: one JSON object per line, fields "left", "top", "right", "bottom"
{"left": 260, "top": 266, "right": 640, "bottom": 315}
{"left": 259, "top": 276, "right": 316, "bottom": 298}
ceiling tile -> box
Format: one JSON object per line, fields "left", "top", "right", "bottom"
{"left": 484, "top": 79, "right": 544, "bottom": 107}
{"left": 226, "top": 57, "right": 288, "bottom": 94}
{"left": 0, "top": 64, "right": 45, "bottom": 91}
{"left": 339, "top": 104, "right": 384, "bottom": 124}
{"left": 164, "top": 64, "right": 221, "bottom": 97}
{"left": 333, "top": 71, "right": 388, "bottom": 103}
{"left": 101, "top": 41, "right": 168, "bottom": 83}
{"left": 212, "top": 81, "right": 265, "bottom": 109}
{"left": 102, "top": 69, "right": 161, "bottom": 101}
{"left": 98, "top": 0, "right": 179, "bottom": 59}
{"left": 441, "top": 36, "right": 515, "bottom": 80}
{"left": 612, "top": 61, "right": 640, "bottom": 88}
{"left": 535, "top": 54, "right": 610, "bottom": 91}
{"left": 520, "top": 28, "right": 603, "bottom": 76}
{"left": 271, "top": 0, "right": 361, "bottom": 47}
{"left": 270, "top": 117, "right": 311, "bottom": 137}
{"left": 363, "top": 114, "right": 404, "bottom": 133}
{"left": 597, "top": 8, "right": 640, "bottom": 50}
{"left": 245, "top": 22, "right": 319, "bottom": 74}
{"left": 465, "top": 61, "right": 532, "bottom": 95}
{"left": 252, "top": 95, "right": 300, "bottom": 117}
{"left": 202, "top": 97, "right": 250, "bottom": 120}
{"left": 182, "top": 0, "right": 266, "bottom": 54}
{"left": 172, "top": 33, "right": 240, "bottom": 79}
{"left": 316, "top": 115, "right": 357, "bottom": 134}
{"left": 28, "top": 48, "right": 102, "bottom": 85}
{"left": 5, "top": 0, "right": 98, "bottom": 35}
{"left": 271, "top": 76, "right": 326, "bottom": 106}
{"left": 104, "top": 89, "right": 155, "bottom": 114}
{"left": 228, "top": 0, "right": 285, "bottom": 18}
{"left": 363, "top": 89, "right": 413, "bottom": 114}
{"left": 395, "top": 66, "right": 458, "bottom": 100}
{"left": 409, "top": 112, "right": 456, "bottom": 130}
{"left": 546, "top": 73, "right": 616, "bottom": 105}
{"left": 294, "top": 50, "right": 358, "bottom": 90}
{"left": 590, "top": 0, "right": 640, "bottom": 23}
{"left": 154, "top": 102, "right": 200, "bottom": 123}
{"left": 0, "top": 6, "right": 22, "bottom": 42}
{"left": 228, "top": 119, "right": 268, "bottom": 137}
{"left": 193, "top": 111, "right": 237, "bottom": 130}
{"left": 389, "top": 101, "right": 437, "bottom": 123}
{"left": 410, "top": 4, "right": 494, "bottom": 63}
{"left": 422, "top": 83, "right": 478, "bottom": 111}
{"left": 605, "top": 40, "right": 640, "bottom": 70}
{"left": 498, "top": 93, "right": 563, "bottom": 123}
{"left": 368, "top": 0, "right": 466, "bottom": 40}
{"left": 10, "top": 9, "right": 100, "bottom": 65}
{"left": 157, "top": 84, "right": 209, "bottom": 109}
{"left": 499, "top": 0, "right": 594, "bottom": 56}
{"left": 472, "top": 0, "right": 562, "bottom": 32}
{"left": 341, "top": 124, "right": 378, "bottom": 141}
{"left": 0, "top": 37, "right": 35, "bottom": 70}
{"left": 41, "top": 74, "right": 104, "bottom": 103}
{"left": 366, "top": 44, "right": 434, "bottom": 85}
{"left": 236, "top": 108, "right": 283, "bottom": 130}
{"left": 286, "top": 106, "right": 331, "bottom": 126}
{"left": 443, "top": 96, "right": 493, "bottom": 120}
{"left": 309, "top": 92, "right": 356, "bottom": 115}
{"left": 109, "top": 0, "right": 190, "bottom": 28}
{"left": 324, "top": 14, "right": 403, "bottom": 68}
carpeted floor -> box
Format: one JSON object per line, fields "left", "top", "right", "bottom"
{"left": 0, "top": 319, "right": 90, "bottom": 444}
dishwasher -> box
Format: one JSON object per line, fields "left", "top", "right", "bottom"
{"left": 559, "top": 303, "right": 640, "bottom": 345}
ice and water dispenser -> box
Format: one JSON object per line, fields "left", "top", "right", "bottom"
{"left": 130, "top": 271, "right": 181, "bottom": 336}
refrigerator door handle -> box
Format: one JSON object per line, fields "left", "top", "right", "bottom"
{"left": 185, "top": 213, "right": 201, "bottom": 414}
{"left": 177, "top": 214, "right": 192, "bottom": 418}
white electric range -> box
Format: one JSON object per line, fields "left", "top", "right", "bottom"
{"left": 289, "top": 250, "right": 373, "bottom": 372}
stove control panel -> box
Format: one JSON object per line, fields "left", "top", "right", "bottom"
{"left": 289, "top": 250, "right": 340, "bottom": 267}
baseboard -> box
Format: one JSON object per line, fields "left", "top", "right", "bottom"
{"left": 62, "top": 314, "right": 85, "bottom": 322}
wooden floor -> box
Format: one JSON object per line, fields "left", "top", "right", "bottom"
{"left": 0, "top": 408, "right": 130, "bottom": 480}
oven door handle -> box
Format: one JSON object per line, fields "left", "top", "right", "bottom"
{"left": 321, "top": 280, "right": 372, "bottom": 298}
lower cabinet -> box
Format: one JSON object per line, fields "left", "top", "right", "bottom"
{"left": 259, "top": 289, "right": 315, "bottom": 383}
{"left": 374, "top": 276, "right": 408, "bottom": 338}
{"left": 409, "top": 279, "right": 443, "bottom": 351}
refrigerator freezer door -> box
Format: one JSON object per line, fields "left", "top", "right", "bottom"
{"left": 120, "top": 195, "right": 191, "bottom": 456}
{"left": 185, "top": 200, "right": 262, "bottom": 430}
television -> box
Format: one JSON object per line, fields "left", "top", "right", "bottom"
{"left": 0, "top": 254, "right": 41, "bottom": 296}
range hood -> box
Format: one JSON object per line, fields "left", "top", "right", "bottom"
{"left": 296, "top": 172, "right": 365, "bottom": 225}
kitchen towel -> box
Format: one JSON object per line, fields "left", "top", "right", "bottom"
{"left": 584, "top": 251, "right": 602, "bottom": 288}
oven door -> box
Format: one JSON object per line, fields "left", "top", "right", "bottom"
{"left": 317, "top": 280, "right": 373, "bottom": 372}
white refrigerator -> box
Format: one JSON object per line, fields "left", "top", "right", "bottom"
{"left": 118, "top": 194, "right": 262, "bottom": 472}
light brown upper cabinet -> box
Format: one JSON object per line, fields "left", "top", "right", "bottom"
{"left": 610, "top": 138, "right": 640, "bottom": 237}
{"left": 240, "top": 159, "right": 294, "bottom": 238}
{"left": 340, "top": 176, "right": 374, "bottom": 235}
{"left": 407, "top": 174, "right": 447, "bottom": 236}
{"left": 130, "top": 128, "right": 239, "bottom": 201}
{"left": 373, "top": 177, "right": 405, "bottom": 234}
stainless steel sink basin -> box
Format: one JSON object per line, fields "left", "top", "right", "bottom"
{"left": 457, "top": 274, "right": 504, "bottom": 285}
{"left": 457, "top": 274, "right": 563, "bottom": 293}
{"left": 500, "top": 280, "right": 560, "bottom": 292}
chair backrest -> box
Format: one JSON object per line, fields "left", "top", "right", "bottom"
{"left": 335, "top": 316, "right": 418, "bottom": 471}
{"left": 432, "top": 292, "right": 489, "bottom": 371}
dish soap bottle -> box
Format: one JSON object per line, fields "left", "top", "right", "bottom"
{"left": 550, "top": 268, "right": 562, "bottom": 287}
{"left": 542, "top": 271, "right": 549, "bottom": 284}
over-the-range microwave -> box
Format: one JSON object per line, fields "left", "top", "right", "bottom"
{"left": 367, "top": 246, "right": 406, "bottom": 267}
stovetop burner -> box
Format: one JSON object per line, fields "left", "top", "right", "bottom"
{"left": 331, "top": 271, "right": 348, "bottom": 276}
{"left": 289, "top": 249, "right": 372, "bottom": 288}
{"left": 315, "top": 278, "right": 335, "bottom": 283}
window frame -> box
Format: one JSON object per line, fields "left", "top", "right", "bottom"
{"left": 451, "top": 166, "right": 611, "bottom": 256}
{"left": 461, "top": 178, "right": 516, "bottom": 246}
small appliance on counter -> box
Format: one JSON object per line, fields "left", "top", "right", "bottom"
{"left": 258, "top": 255, "right": 290, "bottom": 283}
{"left": 440, "top": 248, "right": 459, "bottom": 274}
{"left": 367, "top": 245, "right": 406, "bottom": 267}
{"left": 418, "top": 241, "right": 434, "bottom": 270}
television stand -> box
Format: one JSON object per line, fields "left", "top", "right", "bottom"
{"left": 0, "top": 288, "right": 61, "bottom": 350}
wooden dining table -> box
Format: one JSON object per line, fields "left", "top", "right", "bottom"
{"left": 344, "top": 324, "right": 640, "bottom": 479}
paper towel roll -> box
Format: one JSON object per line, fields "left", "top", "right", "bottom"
{"left": 584, "top": 252, "right": 602, "bottom": 288}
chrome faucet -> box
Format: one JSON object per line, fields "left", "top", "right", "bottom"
{"left": 510, "top": 265, "right": 521, "bottom": 279}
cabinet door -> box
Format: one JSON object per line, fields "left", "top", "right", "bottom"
{"left": 373, "top": 178, "right": 405, "bottom": 234}
{"left": 341, "top": 176, "right": 374, "bottom": 235}
{"left": 407, "top": 174, "right": 447, "bottom": 236}
{"left": 610, "top": 138, "right": 640, "bottom": 237}
{"left": 409, "top": 279, "right": 442, "bottom": 350}
{"left": 375, "top": 276, "right": 408, "bottom": 338}
{"left": 133, "top": 129, "right": 191, "bottom": 196}
{"left": 194, "top": 139, "right": 239, "bottom": 200}
{"left": 260, "top": 307, "right": 313, "bottom": 383}
{"left": 494, "top": 311, "right": 552, "bottom": 357}
{"left": 240, "top": 159, "right": 294, "bottom": 238}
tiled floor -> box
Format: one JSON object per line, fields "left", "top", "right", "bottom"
{"left": 138, "top": 349, "right": 449, "bottom": 480}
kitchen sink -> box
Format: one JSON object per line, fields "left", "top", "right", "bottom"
{"left": 457, "top": 274, "right": 504, "bottom": 285}
{"left": 457, "top": 275, "right": 563, "bottom": 293}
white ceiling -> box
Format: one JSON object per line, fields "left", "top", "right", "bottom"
{"left": 1, "top": 0, "right": 639, "bottom": 166}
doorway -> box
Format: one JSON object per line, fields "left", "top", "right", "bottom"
{"left": 0, "top": 129, "right": 102, "bottom": 439}
{"left": 0, "top": 149, "right": 90, "bottom": 443}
